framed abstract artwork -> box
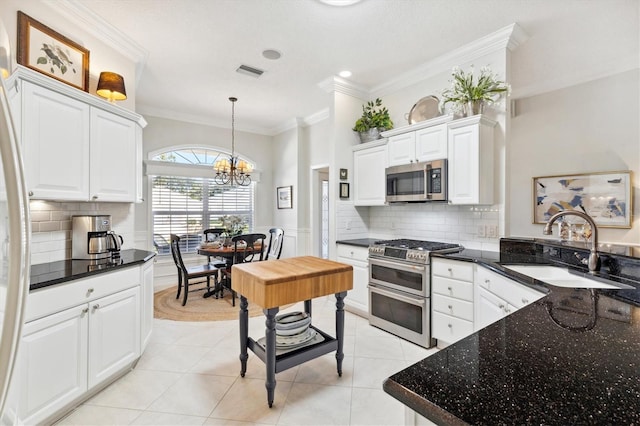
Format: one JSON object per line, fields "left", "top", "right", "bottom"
{"left": 532, "top": 170, "right": 632, "bottom": 228}
{"left": 277, "top": 185, "right": 292, "bottom": 209}
{"left": 17, "top": 11, "right": 90, "bottom": 91}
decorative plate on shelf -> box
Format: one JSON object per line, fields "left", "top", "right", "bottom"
{"left": 407, "top": 95, "right": 441, "bottom": 124}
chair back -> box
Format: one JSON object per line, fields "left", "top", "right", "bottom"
{"left": 231, "top": 233, "right": 267, "bottom": 265}
{"left": 265, "top": 228, "right": 284, "bottom": 260}
{"left": 204, "top": 228, "right": 226, "bottom": 242}
{"left": 170, "top": 234, "right": 188, "bottom": 274}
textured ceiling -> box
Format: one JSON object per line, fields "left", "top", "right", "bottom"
{"left": 75, "top": 0, "right": 638, "bottom": 135}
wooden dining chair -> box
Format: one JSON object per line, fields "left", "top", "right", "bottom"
{"left": 220, "top": 233, "right": 267, "bottom": 306}
{"left": 265, "top": 227, "right": 284, "bottom": 260}
{"left": 170, "top": 234, "right": 221, "bottom": 306}
{"left": 204, "top": 227, "right": 226, "bottom": 242}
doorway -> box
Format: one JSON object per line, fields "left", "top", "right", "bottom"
{"left": 310, "top": 165, "right": 329, "bottom": 259}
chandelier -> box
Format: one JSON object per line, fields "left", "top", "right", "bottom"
{"left": 213, "top": 97, "right": 252, "bottom": 186}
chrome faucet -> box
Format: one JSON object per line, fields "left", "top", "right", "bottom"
{"left": 543, "top": 210, "right": 600, "bottom": 274}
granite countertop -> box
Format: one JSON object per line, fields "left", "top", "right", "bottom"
{"left": 30, "top": 249, "right": 156, "bottom": 291}
{"left": 384, "top": 241, "right": 640, "bottom": 425}
{"left": 336, "top": 238, "right": 379, "bottom": 248}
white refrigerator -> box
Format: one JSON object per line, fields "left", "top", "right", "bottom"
{"left": 0, "top": 67, "right": 31, "bottom": 423}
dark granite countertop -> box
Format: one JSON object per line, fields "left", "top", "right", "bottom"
{"left": 336, "top": 238, "right": 379, "bottom": 248}
{"left": 30, "top": 249, "right": 156, "bottom": 291}
{"left": 384, "top": 239, "right": 640, "bottom": 425}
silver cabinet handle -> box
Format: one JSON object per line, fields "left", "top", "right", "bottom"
{"left": 485, "top": 279, "right": 490, "bottom": 284}
{"left": 447, "top": 268, "right": 452, "bottom": 272}
{"left": 28, "top": 191, "right": 34, "bottom": 197}
{"left": 92, "top": 195, "right": 99, "bottom": 200}
{"left": 499, "top": 304, "right": 505, "bottom": 309}
{"left": 447, "top": 324, "right": 452, "bottom": 328}
{"left": 522, "top": 298, "right": 529, "bottom": 304}
{"left": 448, "top": 305, "right": 453, "bottom": 309}
{"left": 447, "top": 286, "right": 452, "bottom": 291}
{"left": 81, "top": 308, "right": 89, "bottom": 315}
{"left": 87, "top": 288, "right": 94, "bottom": 296}
{"left": 92, "top": 304, "right": 100, "bottom": 311}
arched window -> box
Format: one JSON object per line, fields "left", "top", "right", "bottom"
{"left": 149, "top": 147, "right": 255, "bottom": 255}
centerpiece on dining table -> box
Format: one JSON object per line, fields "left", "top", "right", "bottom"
{"left": 220, "top": 214, "right": 247, "bottom": 247}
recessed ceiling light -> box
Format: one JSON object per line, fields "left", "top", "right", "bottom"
{"left": 262, "top": 49, "right": 282, "bottom": 60}
{"left": 338, "top": 70, "right": 352, "bottom": 78}
{"left": 317, "top": 0, "right": 363, "bottom": 5}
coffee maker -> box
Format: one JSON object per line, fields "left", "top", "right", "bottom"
{"left": 72, "top": 215, "right": 123, "bottom": 260}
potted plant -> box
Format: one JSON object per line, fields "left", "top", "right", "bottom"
{"left": 353, "top": 98, "right": 394, "bottom": 143}
{"left": 441, "top": 65, "right": 510, "bottom": 116}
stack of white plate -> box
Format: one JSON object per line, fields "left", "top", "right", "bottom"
{"left": 275, "top": 311, "right": 316, "bottom": 348}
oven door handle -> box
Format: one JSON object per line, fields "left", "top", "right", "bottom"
{"left": 369, "top": 284, "right": 426, "bottom": 306}
{"left": 424, "top": 163, "right": 431, "bottom": 200}
{"left": 369, "top": 257, "right": 426, "bottom": 273}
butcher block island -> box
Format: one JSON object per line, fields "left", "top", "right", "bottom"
{"left": 232, "top": 256, "right": 353, "bottom": 407}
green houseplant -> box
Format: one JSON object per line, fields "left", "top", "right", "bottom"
{"left": 441, "top": 65, "right": 510, "bottom": 116}
{"left": 353, "top": 98, "right": 393, "bottom": 143}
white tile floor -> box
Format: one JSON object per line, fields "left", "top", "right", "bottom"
{"left": 55, "top": 296, "right": 439, "bottom": 426}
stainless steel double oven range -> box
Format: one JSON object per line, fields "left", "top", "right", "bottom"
{"left": 368, "top": 239, "right": 462, "bottom": 348}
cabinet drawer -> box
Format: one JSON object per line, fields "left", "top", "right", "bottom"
{"left": 26, "top": 267, "right": 140, "bottom": 322}
{"left": 432, "top": 311, "right": 474, "bottom": 343}
{"left": 432, "top": 259, "right": 474, "bottom": 282}
{"left": 336, "top": 244, "right": 369, "bottom": 263}
{"left": 432, "top": 276, "right": 473, "bottom": 302}
{"left": 432, "top": 294, "right": 473, "bottom": 321}
{"left": 476, "top": 267, "right": 544, "bottom": 309}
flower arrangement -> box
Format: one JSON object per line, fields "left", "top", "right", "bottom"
{"left": 220, "top": 215, "right": 247, "bottom": 237}
{"left": 352, "top": 98, "right": 393, "bottom": 133}
{"left": 440, "top": 65, "right": 510, "bottom": 115}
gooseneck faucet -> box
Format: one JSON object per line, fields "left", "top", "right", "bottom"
{"left": 543, "top": 210, "right": 600, "bottom": 274}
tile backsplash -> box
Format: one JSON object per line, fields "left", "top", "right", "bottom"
{"left": 29, "top": 200, "right": 135, "bottom": 265}
{"left": 337, "top": 201, "right": 501, "bottom": 251}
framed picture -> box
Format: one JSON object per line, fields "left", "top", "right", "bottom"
{"left": 17, "top": 11, "right": 90, "bottom": 91}
{"left": 277, "top": 185, "right": 293, "bottom": 209}
{"left": 533, "top": 170, "right": 632, "bottom": 228}
{"left": 340, "top": 182, "right": 350, "bottom": 199}
{"left": 339, "top": 168, "right": 348, "bottom": 180}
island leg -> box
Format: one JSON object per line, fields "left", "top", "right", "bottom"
{"left": 239, "top": 296, "right": 249, "bottom": 377}
{"left": 335, "top": 291, "right": 346, "bottom": 377}
{"left": 264, "top": 306, "right": 279, "bottom": 407}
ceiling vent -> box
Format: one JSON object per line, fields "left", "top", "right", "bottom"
{"left": 236, "top": 64, "right": 264, "bottom": 78}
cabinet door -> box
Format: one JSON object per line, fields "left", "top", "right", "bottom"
{"left": 475, "top": 286, "right": 508, "bottom": 331}
{"left": 415, "top": 124, "right": 447, "bottom": 162}
{"left": 387, "top": 132, "right": 416, "bottom": 166}
{"left": 141, "top": 260, "right": 154, "bottom": 351}
{"left": 18, "top": 305, "right": 88, "bottom": 425}
{"left": 135, "top": 124, "right": 144, "bottom": 203}
{"left": 432, "top": 311, "right": 474, "bottom": 344}
{"left": 353, "top": 143, "right": 387, "bottom": 206}
{"left": 88, "top": 287, "right": 140, "bottom": 389}
{"left": 336, "top": 245, "right": 369, "bottom": 316}
{"left": 22, "top": 81, "right": 90, "bottom": 200}
{"left": 90, "top": 108, "right": 137, "bottom": 202}
{"left": 447, "top": 123, "right": 480, "bottom": 204}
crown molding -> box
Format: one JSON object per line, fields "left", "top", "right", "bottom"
{"left": 317, "top": 76, "right": 369, "bottom": 99}
{"left": 137, "top": 104, "right": 271, "bottom": 135}
{"left": 303, "top": 108, "right": 330, "bottom": 126}
{"left": 46, "top": 0, "right": 149, "bottom": 84}
{"left": 371, "top": 23, "right": 529, "bottom": 98}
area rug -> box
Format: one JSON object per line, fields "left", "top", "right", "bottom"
{"left": 153, "top": 285, "right": 265, "bottom": 322}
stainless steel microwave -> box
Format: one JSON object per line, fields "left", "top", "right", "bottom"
{"left": 385, "top": 159, "right": 447, "bottom": 203}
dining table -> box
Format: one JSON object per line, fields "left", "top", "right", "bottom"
{"left": 197, "top": 243, "right": 263, "bottom": 298}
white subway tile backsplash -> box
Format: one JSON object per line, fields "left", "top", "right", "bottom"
{"left": 29, "top": 201, "right": 134, "bottom": 265}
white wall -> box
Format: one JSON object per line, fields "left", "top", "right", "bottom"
{"left": 508, "top": 69, "right": 640, "bottom": 245}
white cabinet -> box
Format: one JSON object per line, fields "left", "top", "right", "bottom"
{"left": 474, "top": 266, "right": 545, "bottom": 330}
{"left": 447, "top": 115, "right": 496, "bottom": 205}
{"left": 21, "top": 81, "right": 90, "bottom": 201}
{"left": 8, "top": 66, "right": 146, "bottom": 203}
{"left": 431, "top": 258, "right": 475, "bottom": 345}
{"left": 336, "top": 244, "right": 369, "bottom": 317}
{"left": 387, "top": 123, "right": 448, "bottom": 166}
{"left": 89, "top": 108, "right": 137, "bottom": 202}
{"left": 140, "top": 260, "right": 154, "bottom": 351}
{"left": 17, "top": 263, "right": 151, "bottom": 425}
{"left": 353, "top": 140, "right": 387, "bottom": 206}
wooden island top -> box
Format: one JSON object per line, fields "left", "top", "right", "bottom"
{"left": 231, "top": 256, "right": 353, "bottom": 309}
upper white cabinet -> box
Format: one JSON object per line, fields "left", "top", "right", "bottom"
{"left": 383, "top": 116, "right": 452, "bottom": 167}
{"left": 21, "top": 81, "right": 91, "bottom": 201}
{"left": 353, "top": 139, "right": 387, "bottom": 206}
{"left": 447, "top": 115, "right": 496, "bottom": 205}
{"left": 7, "top": 66, "right": 146, "bottom": 203}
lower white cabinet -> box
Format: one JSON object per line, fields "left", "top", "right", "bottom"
{"left": 474, "top": 266, "right": 545, "bottom": 330}
{"left": 140, "top": 260, "right": 154, "bottom": 351}
{"left": 353, "top": 140, "right": 388, "bottom": 206}
{"left": 17, "top": 262, "right": 152, "bottom": 425}
{"left": 336, "top": 244, "right": 369, "bottom": 316}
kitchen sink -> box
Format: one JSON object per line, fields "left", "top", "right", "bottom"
{"left": 503, "top": 265, "right": 634, "bottom": 290}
